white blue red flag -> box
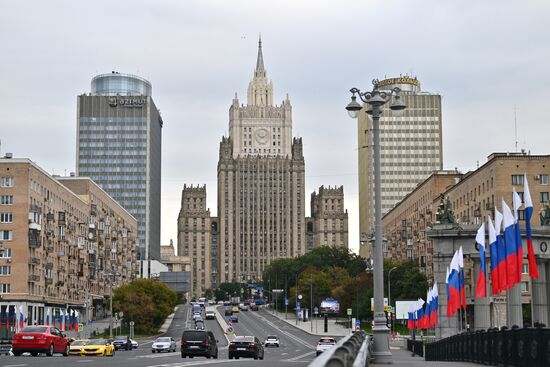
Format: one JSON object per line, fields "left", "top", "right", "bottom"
{"left": 523, "top": 173, "right": 539, "bottom": 279}
{"left": 475, "top": 223, "right": 486, "bottom": 298}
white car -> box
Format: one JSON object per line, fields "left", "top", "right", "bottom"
{"left": 316, "top": 337, "right": 336, "bottom": 356}
{"left": 205, "top": 310, "right": 216, "bottom": 320}
{"left": 193, "top": 312, "right": 202, "bottom": 321}
{"left": 151, "top": 337, "right": 177, "bottom": 353}
{"left": 264, "top": 335, "right": 280, "bottom": 347}
{"left": 131, "top": 339, "right": 139, "bottom": 349}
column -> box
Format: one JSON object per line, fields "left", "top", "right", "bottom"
{"left": 507, "top": 284, "right": 523, "bottom": 327}
{"left": 473, "top": 259, "right": 491, "bottom": 330}
{"left": 531, "top": 260, "right": 548, "bottom": 326}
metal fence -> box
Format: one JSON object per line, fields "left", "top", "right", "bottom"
{"left": 407, "top": 339, "right": 424, "bottom": 357}
{"left": 308, "top": 331, "right": 371, "bottom": 367}
{"left": 424, "top": 326, "right": 550, "bottom": 367}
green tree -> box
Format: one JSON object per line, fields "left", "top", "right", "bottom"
{"left": 113, "top": 279, "right": 177, "bottom": 334}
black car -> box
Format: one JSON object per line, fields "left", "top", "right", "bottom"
{"left": 181, "top": 330, "right": 218, "bottom": 359}
{"left": 112, "top": 335, "right": 133, "bottom": 350}
{"left": 228, "top": 336, "right": 264, "bottom": 360}
{"left": 224, "top": 306, "right": 233, "bottom": 316}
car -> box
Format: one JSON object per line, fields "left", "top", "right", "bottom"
{"left": 193, "top": 313, "right": 203, "bottom": 322}
{"left": 69, "top": 339, "right": 88, "bottom": 356}
{"left": 81, "top": 339, "right": 115, "bottom": 357}
{"left": 181, "top": 330, "right": 218, "bottom": 359}
{"left": 223, "top": 300, "right": 231, "bottom": 305}
{"left": 228, "top": 336, "right": 264, "bottom": 360}
{"left": 131, "top": 339, "right": 139, "bottom": 349}
{"left": 205, "top": 310, "right": 216, "bottom": 320}
{"left": 12, "top": 325, "right": 70, "bottom": 356}
{"left": 264, "top": 335, "right": 280, "bottom": 347}
{"left": 195, "top": 321, "right": 205, "bottom": 330}
{"left": 231, "top": 313, "right": 239, "bottom": 322}
{"left": 240, "top": 304, "right": 249, "bottom": 311}
{"left": 316, "top": 337, "right": 336, "bottom": 356}
{"left": 112, "top": 335, "right": 133, "bottom": 350}
{"left": 217, "top": 300, "right": 224, "bottom": 305}
{"left": 152, "top": 337, "right": 177, "bottom": 353}
{"left": 231, "top": 306, "right": 239, "bottom": 313}
{"left": 224, "top": 306, "right": 233, "bottom": 316}
{"left": 198, "top": 297, "right": 207, "bottom": 308}
{"left": 250, "top": 303, "right": 259, "bottom": 311}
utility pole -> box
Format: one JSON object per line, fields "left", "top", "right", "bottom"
{"left": 285, "top": 275, "right": 288, "bottom": 319}
{"left": 310, "top": 282, "right": 313, "bottom": 333}
{"left": 84, "top": 287, "right": 89, "bottom": 338}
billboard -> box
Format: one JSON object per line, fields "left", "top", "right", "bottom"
{"left": 319, "top": 298, "right": 340, "bottom": 314}
{"left": 395, "top": 300, "right": 418, "bottom": 320}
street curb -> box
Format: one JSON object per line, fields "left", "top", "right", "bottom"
{"left": 214, "top": 306, "right": 233, "bottom": 343}
{"left": 159, "top": 306, "right": 178, "bottom": 333}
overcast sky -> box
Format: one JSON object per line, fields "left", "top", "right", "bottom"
{"left": 1, "top": 1, "right": 549, "bottom": 254}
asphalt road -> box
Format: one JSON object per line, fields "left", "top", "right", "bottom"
{"left": 0, "top": 304, "right": 326, "bottom": 367}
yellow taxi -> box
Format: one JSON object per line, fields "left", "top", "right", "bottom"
{"left": 231, "top": 306, "right": 239, "bottom": 313}
{"left": 69, "top": 339, "right": 88, "bottom": 356}
{"left": 81, "top": 338, "right": 116, "bottom": 357}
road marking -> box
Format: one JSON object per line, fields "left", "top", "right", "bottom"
{"left": 250, "top": 312, "right": 315, "bottom": 350}
{"left": 4, "top": 364, "right": 27, "bottom": 367}
{"left": 146, "top": 360, "right": 246, "bottom": 367}
{"left": 283, "top": 350, "right": 316, "bottom": 362}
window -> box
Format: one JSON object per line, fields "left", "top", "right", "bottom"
{"left": 0, "top": 213, "right": 12, "bottom": 223}
{"left": 1, "top": 177, "right": 13, "bottom": 187}
{"left": 1, "top": 230, "right": 12, "bottom": 240}
{"left": 541, "top": 192, "right": 549, "bottom": 203}
{"left": 0, "top": 265, "right": 10, "bottom": 276}
{"left": 0, "top": 248, "right": 12, "bottom": 258}
{"left": 541, "top": 175, "right": 549, "bottom": 185}
{"left": 522, "top": 263, "right": 529, "bottom": 274}
{"left": 0, "top": 284, "right": 10, "bottom": 293}
{"left": 520, "top": 281, "right": 529, "bottom": 293}
{"left": 0, "top": 196, "right": 13, "bottom": 205}
{"left": 512, "top": 175, "right": 524, "bottom": 185}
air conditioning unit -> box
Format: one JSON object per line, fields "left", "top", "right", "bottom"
{"left": 535, "top": 175, "right": 541, "bottom": 181}
{"left": 7, "top": 258, "right": 12, "bottom": 263}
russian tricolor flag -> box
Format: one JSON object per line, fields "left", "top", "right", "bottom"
{"left": 502, "top": 199, "right": 519, "bottom": 289}
{"left": 524, "top": 173, "right": 539, "bottom": 279}
{"left": 458, "top": 246, "right": 466, "bottom": 309}
{"left": 447, "top": 251, "right": 461, "bottom": 317}
{"left": 18, "top": 305, "right": 24, "bottom": 330}
{"left": 494, "top": 209, "right": 508, "bottom": 292}
{"left": 513, "top": 188, "right": 524, "bottom": 283}
{"left": 445, "top": 266, "right": 451, "bottom": 317}
{"left": 431, "top": 282, "right": 439, "bottom": 328}
{"left": 45, "top": 308, "right": 50, "bottom": 326}
{"left": 488, "top": 215, "right": 500, "bottom": 295}
{"left": 475, "top": 223, "right": 487, "bottom": 298}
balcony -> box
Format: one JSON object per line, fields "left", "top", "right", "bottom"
{"left": 30, "top": 257, "right": 41, "bottom": 265}
{"left": 45, "top": 246, "right": 54, "bottom": 253}
{"left": 28, "top": 230, "right": 41, "bottom": 248}
{"left": 45, "top": 262, "right": 53, "bottom": 269}
{"left": 45, "top": 278, "right": 53, "bottom": 285}
{"left": 77, "top": 271, "right": 84, "bottom": 277}
{"left": 29, "top": 222, "right": 41, "bottom": 231}
{"left": 59, "top": 265, "right": 65, "bottom": 272}
{"left": 28, "top": 274, "right": 40, "bottom": 282}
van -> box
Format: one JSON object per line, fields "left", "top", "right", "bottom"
{"left": 181, "top": 330, "right": 218, "bottom": 359}
{"left": 192, "top": 303, "right": 201, "bottom": 314}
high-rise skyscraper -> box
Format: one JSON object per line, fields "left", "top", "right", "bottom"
{"left": 217, "top": 38, "right": 306, "bottom": 283}
{"left": 76, "top": 72, "right": 162, "bottom": 270}
{"left": 357, "top": 76, "right": 442, "bottom": 253}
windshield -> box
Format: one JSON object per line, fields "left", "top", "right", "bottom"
{"left": 267, "top": 336, "right": 277, "bottom": 339}
{"left": 86, "top": 339, "right": 107, "bottom": 345}
{"left": 71, "top": 340, "right": 87, "bottom": 346}
{"left": 114, "top": 336, "right": 127, "bottom": 340}
{"left": 156, "top": 337, "right": 171, "bottom": 342}
{"left": 182, "top": 331, "right": 207, "bottom": 341}
{"left": 319, "top": 338, "right": 336, "bottom": 344}
{"left": 21, "top": 326, "right": 48, "bottom": 333}
{"left": 235, "top": 336, "right": 255, "bottom": 343}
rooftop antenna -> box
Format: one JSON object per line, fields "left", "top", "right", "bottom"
{"left": 514, "top": 105, "right": 518, "bottom": 153}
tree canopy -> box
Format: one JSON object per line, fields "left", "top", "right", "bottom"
{"left": 113, "top": 279, "right": 177, "bottom": 334}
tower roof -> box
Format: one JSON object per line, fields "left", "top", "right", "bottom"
{"left": 255, "top": 35, "right": 265, "bottom": 77}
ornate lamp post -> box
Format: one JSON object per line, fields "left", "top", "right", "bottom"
{"left": 346, "top": 82, "right": 406, "bottom": 363}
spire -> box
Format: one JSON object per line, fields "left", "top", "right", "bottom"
{"left": 255, "top": 34, "right": 265, "bottom": 77}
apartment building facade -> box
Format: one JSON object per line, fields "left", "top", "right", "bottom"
{"left": 0, "top": 157, "right": 137, "bottom": 324}
{"left": 309, "top": 185, "right": 349, "bottom": 249}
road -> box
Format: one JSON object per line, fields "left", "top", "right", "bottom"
{"left": 0, "top": 304, "right": 326, "bottom": 367}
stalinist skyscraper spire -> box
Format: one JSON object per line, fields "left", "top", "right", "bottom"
{"left": 218, "top": 37, "right": 306, "bottom": 283}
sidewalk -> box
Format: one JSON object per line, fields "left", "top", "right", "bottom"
{"left": 391, "top": 346, "right": 478, "bottom": 366}
{"left": 266, "top": 308, "right": 350, "bottom": 336}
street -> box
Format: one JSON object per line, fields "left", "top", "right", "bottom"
{"left": 0, "top": 305, "right": 325, "bottom": 367}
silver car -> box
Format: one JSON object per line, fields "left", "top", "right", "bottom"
{"left": 152, "top": 337, "right": 177, "bottom": 353}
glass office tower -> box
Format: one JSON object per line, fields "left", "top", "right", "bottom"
{"left": 76, "top": 72, "right": 162, "bottom": 269}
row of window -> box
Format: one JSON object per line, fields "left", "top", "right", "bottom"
{"left": 79, "top": 158, "right": 146, "bottom": 164}
{"left": 79, "top": 133, "right": 147, "bottom": 139}
{"left": 1, "top": 195, "right": 13, "bottom": 205}
{"left": 80, "top": 150, "right": 146, "bottom": 156}
{"left": 1, "top": 177, "right": 14, "bottom": 187}
{"left": 79, "top": 141, "right": 146, "bottom": 148}
{"left": 79, "top": 124, "right": 147, "bottom": 131}
{"left": 512, "top": 174, "right": 548, "bottom": 186}
{"left": 80, "top": 117, "right": 147, "bottom": 123}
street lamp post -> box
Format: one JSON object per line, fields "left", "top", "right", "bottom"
{"left": 346, "top": 83, "right": 406, "bottom": 363}
{"left": 388, "top": 266, "right": 398, "bottom": 333}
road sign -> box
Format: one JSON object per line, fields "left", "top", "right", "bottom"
{"left": 129, "top": 321, "right": 135, "bottom": 326}
{"left": 272, "top": 289, "right": 284, "bottom": 293}
{"left": 226, "top": 326, "right": 234, "bottom": 334}
{"left": 314, "top": 307, "right": 319, "bottom": 315}
{"left": 355, "top": 319, "right": 361, "bottom": 331}
{"left": 228, "top": 321, "right": 233, "bottom": 327}
{"left": 285, "top": 298, "right": 288, "bottom": 306}
{"left": 296, "top": 302, "right": 301, "bottom": 312}
{"left": 119, "top": 311, "right": 124, "bottom": 318}
{"left": 347, "top": 308, "right": 352, "bottom": 316}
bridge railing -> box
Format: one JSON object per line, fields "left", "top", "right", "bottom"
{"left": 424, "top": 326, "right": 550, "bottom": 366}
{"left": 308, "top": 331, "right": 372, "bottom": 367}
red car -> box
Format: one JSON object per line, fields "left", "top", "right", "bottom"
{"left": 12, "top": 325, "right": 70, "bottom": 356}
